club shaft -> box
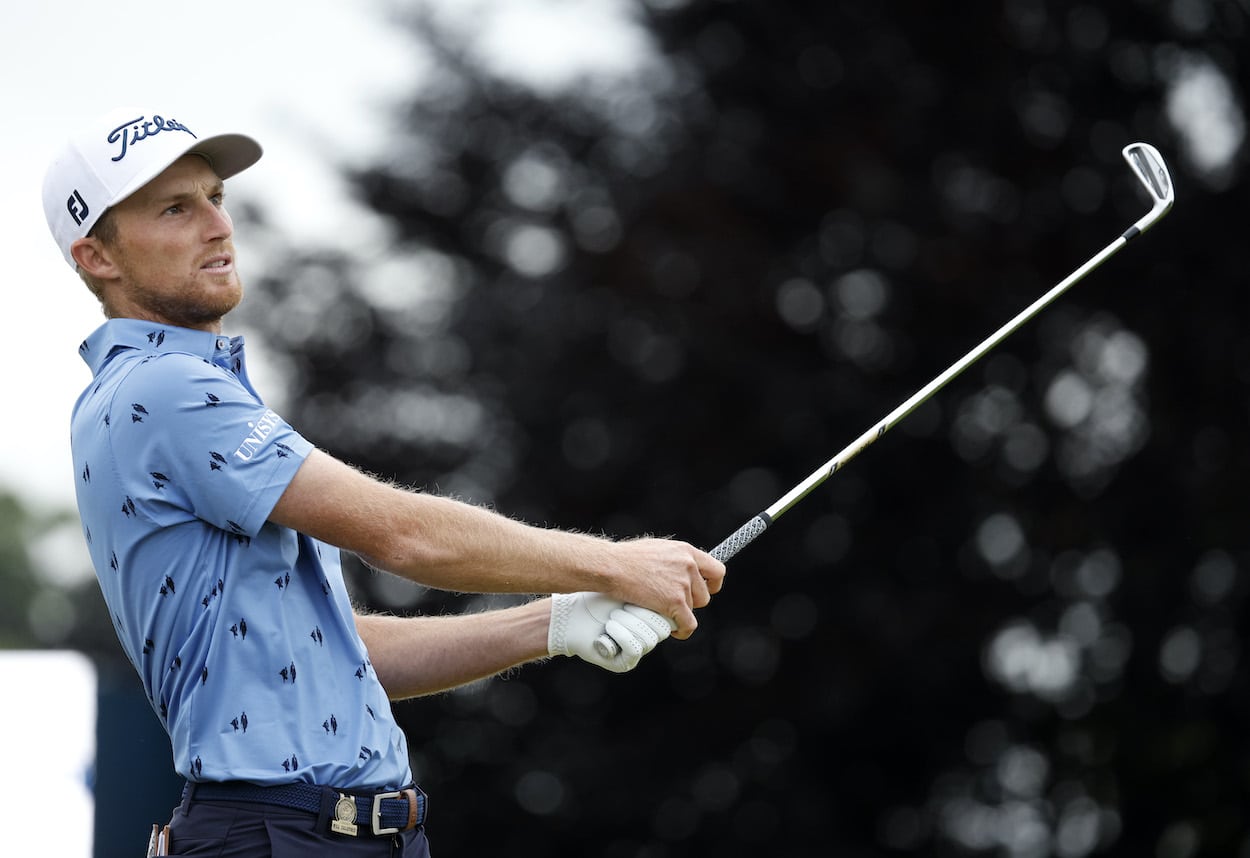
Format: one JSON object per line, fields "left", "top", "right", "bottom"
{"left": 762, "top": 230, "right": 1132, "bottom": 524}
{"left": 596, "top": 232, "right": 1136, "bottom": 660}
{"left": 595, "top": 142, "right": 1173, "bottom": 658}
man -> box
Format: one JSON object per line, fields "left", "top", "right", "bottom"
{"left": 43, "top": 107, "right": 725, "bottom": 856}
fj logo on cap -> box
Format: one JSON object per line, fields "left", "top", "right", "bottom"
{"left": 66, "top": 189, "right": 89, "bottom": 226}
{"left": 107, "top": 114, "right": 197, "bottom": 163}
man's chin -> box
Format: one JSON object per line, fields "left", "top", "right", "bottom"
{"left": 177, "top": 286, "right": 244, "bottom": 329}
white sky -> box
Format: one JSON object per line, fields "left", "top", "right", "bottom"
{"left": 3, "top": 0, "right": 651, "bottom": 515}
{"left": 1, "top": 4, "right": 412, "bottom": 853}
{"left": 2, "top": 3, "right": 648, "bottom": 854}
{"left": 3, "top": 0, "right": 418, "bottom": 513}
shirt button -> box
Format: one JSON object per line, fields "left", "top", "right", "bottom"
{"left": 216, "top": 338, "right": 227, "bottom": 350}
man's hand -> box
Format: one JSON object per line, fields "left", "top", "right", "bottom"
{"left": 605, "top": 539, "right": 725, "bottom": 641}
{"left": 548, "top": 593, "right": 675, "bottom": 673}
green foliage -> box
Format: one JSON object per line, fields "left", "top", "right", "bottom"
{"left": 0, "top": 492, "right": 39, "bottom": 648}
{"left": 0, "top": 489, "right": 121, "bottom": 661}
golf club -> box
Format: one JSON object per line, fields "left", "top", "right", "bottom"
{"left": 596, "top": 141, "right": 1175, "bottom": 659}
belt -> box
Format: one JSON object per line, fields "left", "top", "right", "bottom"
{"left": 187, "top": 780, "right": 427, "bottom": 836}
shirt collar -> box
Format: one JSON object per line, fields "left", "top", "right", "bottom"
{"left": 78, "top": 318, "right": 243, "bottom": 376}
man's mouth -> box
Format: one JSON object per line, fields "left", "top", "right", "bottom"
{"left": 202, "top": 256, "right": 233, "bottom": 271}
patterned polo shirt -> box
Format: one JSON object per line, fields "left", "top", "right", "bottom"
{"left": 72, "top": 319, "right": 412, "bottom": 789}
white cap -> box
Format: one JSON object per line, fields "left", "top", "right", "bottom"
{"left": 42, "top": 106, "right": 263, "bottom": 268}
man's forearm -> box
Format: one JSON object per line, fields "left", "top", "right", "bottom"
{"left": 357, "top": 491, "right": 620, "bottom": 596}
{"left": 272, "top": 450, "right": 722, "bottom": 638}
{"left": 274, "top": 450, "right": 615, "bottom": 594}
{"left": 355, "top": 600, "right": 552, "bottom": 700}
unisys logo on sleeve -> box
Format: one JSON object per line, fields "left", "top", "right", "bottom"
{"left": 233, "top": 409, "right": 284, "bottom": 462}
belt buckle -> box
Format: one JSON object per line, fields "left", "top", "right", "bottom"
{"left": 330, "top": 793, "right": 359, "bottom": 837}
{"left": 371, "top": 789, "right": 418, "bottom": 835}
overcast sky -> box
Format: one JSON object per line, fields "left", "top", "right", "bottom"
{"left": 2, "top": 3, "right": 650, "bottom": 855}
{"left": 2, "top": 3, "right": 414, "bottom": 853}
{"left": 5, "top": 1, "right": 409, "bottom": 510}
{"left": 3, "top": 0, "right": 653, "bottom": 516}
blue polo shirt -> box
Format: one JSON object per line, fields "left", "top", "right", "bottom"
{"left": 72, "top": 319, "right": 412, "bottom": 790}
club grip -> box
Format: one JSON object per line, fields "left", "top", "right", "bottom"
{"left": 708, "top": 514, "right": 769, "bottom": 563}
{"left": 592, "top": 514, "right": 771, "bottom": 659}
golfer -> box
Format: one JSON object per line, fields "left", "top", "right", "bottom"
{"left": 43, "top": 107, "right": 725, "bottom": 856}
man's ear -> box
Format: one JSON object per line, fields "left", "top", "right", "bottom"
{"left": 71, "top": 236, "right": 118, "bottom": 279}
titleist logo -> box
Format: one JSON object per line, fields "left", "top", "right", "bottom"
{"left": 106, "top": 114, "right": 197, "bottom": 162}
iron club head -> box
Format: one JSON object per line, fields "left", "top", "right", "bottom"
{"left": 1122, "top": 142, "right": 1175, "bottom": 237}
{"left": 593, "top": 142, "right": 1177, "bottom": 662}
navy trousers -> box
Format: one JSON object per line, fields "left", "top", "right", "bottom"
{"left": 167, "top": 789, "right": 431, "bottom": 857}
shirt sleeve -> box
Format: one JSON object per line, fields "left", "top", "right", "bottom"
{"left": 109, "top": 351, "right": 313, "bottom": 538}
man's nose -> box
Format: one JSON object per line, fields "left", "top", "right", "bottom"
{"left": 201, "top": 200, "right": 233, "bottom": 239}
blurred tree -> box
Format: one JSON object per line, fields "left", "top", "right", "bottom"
{"left": 0, "top": 491, "right": 42, "bottom": 649}
{"left": 235, "top": 0, "right": 1248, "bottom": 856}
{"left": 0, "top": 489, "right": 119, "bottom": 659}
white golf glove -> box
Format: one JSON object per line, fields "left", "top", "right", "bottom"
{"left": 548, "top": 593, "right": 675, "bottom": 673}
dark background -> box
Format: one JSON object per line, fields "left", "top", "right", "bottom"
{"left": 23, "top": 0, "right": 1250, "bottom": 855}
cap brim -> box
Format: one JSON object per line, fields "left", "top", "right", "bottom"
{"left": 189, "top": 133, "right": 264, "bottom": 182}
{"left": 105, "top": 132, "right": 263, "bottom": 212}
